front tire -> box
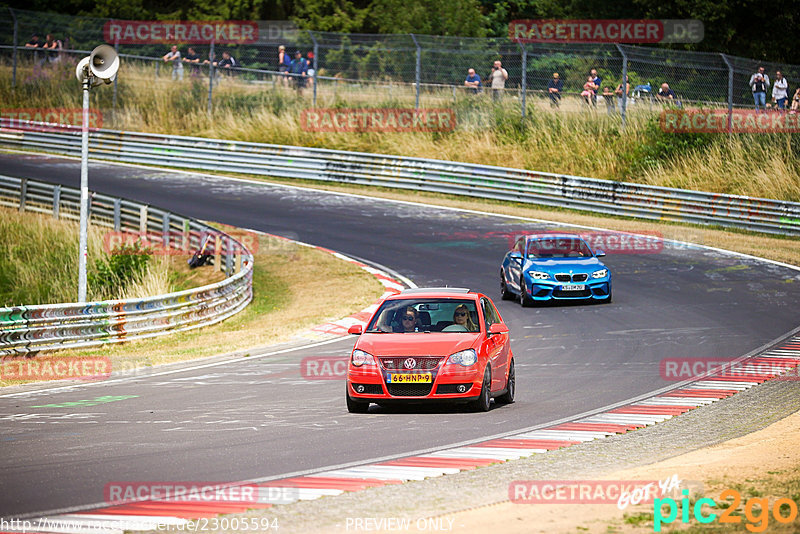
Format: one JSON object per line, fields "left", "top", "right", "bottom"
{"left": 346, "top": 386, "right": 370, "bottom": 413}
{"left": 500, "top": 272, "right": 514, "bottom": 301}
{"left": 470, "top": 366, "right": 492, "bottom": 412}
{"left": 496, "top": 358, "right": 515, "bottom": 405}
{"left": 519, "top": 277, "right": 534, "bottom": 307}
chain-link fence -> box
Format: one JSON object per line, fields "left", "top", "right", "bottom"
{"left": 2, "top": 8, "right": 800, "bottom": 126}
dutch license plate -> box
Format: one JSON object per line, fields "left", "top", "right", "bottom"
{"left": 388, "top": 373, "right": 432, "bottom": 383}
{"left": 561, "top": 284, "right": 586, "bottom": 291}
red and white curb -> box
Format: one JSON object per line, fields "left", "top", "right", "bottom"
{"left": 9, "top": 337, "right": 799, "bottom": 533}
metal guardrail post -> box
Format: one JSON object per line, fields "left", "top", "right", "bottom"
{"left": 615, "top": 44, "right": 628, "bottom": 130}
{"left": 214, "top": 234, "right": 222, "bottom": 271}
{"left": 720, "top": 54, "right": 734, "bottom": 133}
{"left": 113, "top": 198, "right": 121, "bottom": 230}
{"left": 139, "top": 205, "right": 148, "bottom": 235}
{"left": 19, "top": 178, "right": 27, "bottom": 212}
{"left": 309, "top": 30, "right": 319, "bottom": 108}
{"left": 9, "top": 8, "right": 17, "bottom": 88}
{"left": 207, "top": 40, "right": 215, "bottom": 115}
{"left": 225, "top": 236, "right": 233, "bottom": 275}
{"left": 519, "top": 42, "right": 527, "bottom": 122}
{"left": 53, "top": 185, "right": 61, "bottom": 219}
{"left": 410, "top": 34, "right": 421, "bottom": 110}
{"left": 162, "top": 212, "right": 170, "bottom": 248}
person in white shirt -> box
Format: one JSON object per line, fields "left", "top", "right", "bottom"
{"left": 489, "top": 60, "right": 508, "bottom": 102}
{"left": 749, "top": 66, "right": 770, "bottom": 112}
{"left": 162, "top": 45, "right": 183, "bottom": 81}
{"left": 772, "top": 70, "right": 789, "bottom": 112}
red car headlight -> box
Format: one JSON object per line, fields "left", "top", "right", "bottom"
{"left": 351, "top": 349, "right": 376, "bottom": 367}
{"left": 447, "top": 349, "right": 477, "bottom": 366}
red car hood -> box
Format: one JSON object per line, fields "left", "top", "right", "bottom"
{"left": 356, "top": 332, "right": 480, "bottom": 357}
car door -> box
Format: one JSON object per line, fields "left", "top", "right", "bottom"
{"left": 481, "top": 297, "right": 507, "bottom": 392}
{"left": 506, "top": 237, "right": 525, "bottom": 290}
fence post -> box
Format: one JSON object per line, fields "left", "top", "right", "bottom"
{"left": 519, "top": 42, "right": 527, "bottom": 122}
{"left": 225, "top": 236, "right": 233, "bottom": 275}
{"left": 410, "top": 34, "right": 421, "bottom": 110}
{"left": 615, "top": 44, "right": 628, "bottom": 131}
{"left": 207, "top": 40, "right": 215, "bottom": 116}
{"left": 162, "top": 212, "right": 170, "bottom": 249}
{"left": 309, "top": 30, "right": 319, "bottom": 108}
{"left": 53, "top": 184, "right": 61, "bottom": 219}
{"left": 720, "top": 54, "right": 734, "bottom": 133}
{"left": 10, "top": 8, "right": 17, "bottom": 88}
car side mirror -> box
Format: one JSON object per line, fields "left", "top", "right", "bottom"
{"left": 488, "top": 323, "right": 509, "bottom": 335}
{"left": 595, "top": 249, "right": 606, "bottom": 257}
{"left": 509, "top": 252, "right": 522, "bottom": 262}
{"left": 348, "top": 324, "right": 363, "bottom": 335}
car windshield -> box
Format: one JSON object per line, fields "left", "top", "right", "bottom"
{"left": 365, "top": 299, "right": 481, "bottom": 333}
{"left": 527, "top": 237, "right": 592, "bottom": 258}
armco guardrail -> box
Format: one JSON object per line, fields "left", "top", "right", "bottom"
{"left": 0, "top": 175, "right": 253, "bottom": 356}
{"left": 1, "top": 122, "right": 800, "bottom": 236}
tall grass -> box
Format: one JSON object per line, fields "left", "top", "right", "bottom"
{"left": 0, "top": 207, "right": 173, "bottom": 306}
{"left": 2, "top": 60, "right": 798, "bottom": 200}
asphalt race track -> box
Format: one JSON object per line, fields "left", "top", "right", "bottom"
{"left": 1, "top": 152, "right": 799, "bottom": 517}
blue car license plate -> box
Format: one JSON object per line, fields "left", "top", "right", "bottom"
{"left": 561, "top": 284, "right": 586, "bottom": 291}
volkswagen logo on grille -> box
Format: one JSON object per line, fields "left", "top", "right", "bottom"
{"left": 403, "top": 358, "right": 417, "bottom": 369}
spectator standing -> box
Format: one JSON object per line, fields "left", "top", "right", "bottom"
{"left": 488, "top": 60, "right": 508, "bottom": 102}
{"left": 772, "top": 71, "right": 788, "bottom": 112}
{"left": 590, "top": 68, "right": 601, "bottom": 106}
{"left": 162, "top": 45, "right": 183, "bottom": 81}
{"left": 791, "top": 87, "right": 800, "bottom": 113}
{"left": 182, "top": 47, "right": 201, "bottom": 77}
{"left": 25, "top": 34, "right": 40, "bottom": 48}
{"left": 216, "top": 51, "right": 237, "bottom": 75}
{"left": 277, "top": 45, "right": 291, "bottom": 86}
{"left": 464, "top": 68, "right": 481, "bottom": 94}
{"left": 547, "top": 72, "right": 563, "bottom": 108}
{"left": 749, "top": 66, "right": 770, "bottom": 112}
{"left": 43, "top": 34, "right": 63, "bottom": 63}
{"left": 306, "top": 51, "right": 315, "bottom": 89}
{"left": 289, "top": 50, "right": 308, "bottom": 91}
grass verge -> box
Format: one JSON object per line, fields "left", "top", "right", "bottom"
{"left": 0, "top": 231, "right": 385, "bottom": 387}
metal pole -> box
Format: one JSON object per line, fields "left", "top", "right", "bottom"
{"left": 10, "top": 8, "right": 18, "bottom": 88}
{"left": 615, "top": 44, "right": 628, "bottom": 130}
{"left": 112, "top": 40, "right": 119, "bottom": 125}
{"left": 207, "top": 41, "right": 215, "bottom": 115}
{"left": 519, "top": 42, "right": 527, "bottom": 121}
{"left": 720, "top": 54, "right": 734, "bottom": 133}
{"left": 410, "top": 34, "right": 420, "bottom": 110}
{"left": 78, "top": 78, "right": 90, "bottom": 302}
{"left": 308, "top": 30, "right": 319, "bottom": 108}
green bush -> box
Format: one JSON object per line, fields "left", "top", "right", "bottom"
{"left": 88, "top": 242, "right": 151, "bottom": 296}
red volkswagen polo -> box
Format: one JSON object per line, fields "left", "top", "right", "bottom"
{"left": 346, "top": 288, "right": 515, "bottom": 413}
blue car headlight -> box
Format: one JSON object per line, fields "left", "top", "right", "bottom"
{"left": 528, "top": 271, "right": 550, "bottom": 280}
{"left": 592, "top": 269, "right": 608, "bottom": 279}
{"left": 447, "top": 349, "right": 477, "bottom": 367}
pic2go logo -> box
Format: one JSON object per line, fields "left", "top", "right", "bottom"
{"left": 300, "top": 356, "right": 348, "bottom": 380}
{"left": 654, "top": 489, "right": 799, "bottom": 532}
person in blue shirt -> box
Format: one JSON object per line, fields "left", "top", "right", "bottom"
{"left": 289, "top": 50, "right": 308, "bottom": 90}
{"left": 547, "top": 72, "right": 563, "bottom": 107}
{"left": 656, "top": 83, "right": 677, "bottom": 101}
{"left": 464, "top": 68, "right": 481, "bottom": 94}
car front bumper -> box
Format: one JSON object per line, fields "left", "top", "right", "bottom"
{"left": 347, "top": 362, "right": 484, "bottom": 401}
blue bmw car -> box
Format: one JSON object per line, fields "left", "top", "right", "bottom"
{"left": 500, "top": 233, "right": 612, "bottom": 306}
